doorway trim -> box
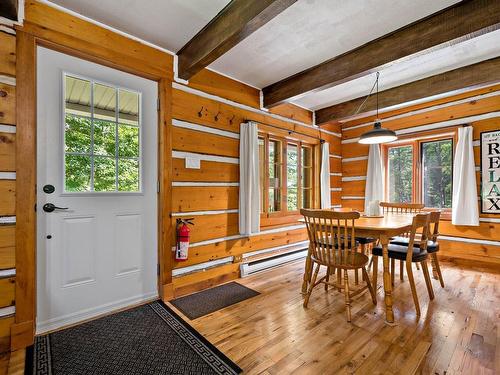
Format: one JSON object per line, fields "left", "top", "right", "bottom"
{"left": 13, "top": 19, "right": 173, "bottom": 350}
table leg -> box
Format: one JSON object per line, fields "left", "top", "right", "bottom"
{"left": 301, "top": 244, "right": 313, "bottom": 294}
{"left": 380, "top": 234, "right": 395, "bottom": 323}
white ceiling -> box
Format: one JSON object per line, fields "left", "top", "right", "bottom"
{"left": 46, "top": 0, "right": 231, "bottom": 52}
{"left": 45, "top": 0, "right": 499, "bottom": 112}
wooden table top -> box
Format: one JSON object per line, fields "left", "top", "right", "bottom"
{"left": 299, "top": 212, "right": 416, "bottom": 232}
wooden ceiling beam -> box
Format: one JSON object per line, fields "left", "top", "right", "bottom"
{"left": 262, "top": 0, "right": 500, "bottom": 108}
{"left": 315, "top": 57, "right": 500, "bottom": 124}
{"left": 0, "top": 0, "right": 18, "bottom": 21}
{"left": 177, "top": 0, "right": 298, "bottom": 81}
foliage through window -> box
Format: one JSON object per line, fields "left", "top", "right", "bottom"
{"left": 384, "top": 137, "right": 453, "bottom": 209}
{"left": 64, "top": 75, "right": 141, "bottom": 192}
{"left": 259, "top": 134, "right": 314, "bottom": 218}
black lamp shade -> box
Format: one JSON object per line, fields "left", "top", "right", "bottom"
{"left": 358, "top": 121, "right": 397, "bottom": 144}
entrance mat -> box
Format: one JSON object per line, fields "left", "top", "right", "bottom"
{"left": 170, "top": 282, "right": 260, "bottom": 320}
{"left": 26, "top": 301, "right": 242, "bottom": 374}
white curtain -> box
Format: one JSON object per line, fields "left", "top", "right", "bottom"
{"left": 320, "top": 142, "right": 331, "bottom": 209}
{"left": 364, "top": 144, "right": 384, "bottom": 213}
{"left": 452, "top": 126, "right": 479, "bottom": 226}
{"left": 239, "top": 122, "right": 260, "bottom": 235}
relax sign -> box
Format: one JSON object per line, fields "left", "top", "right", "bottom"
{"left": 481, "top": 130, "right": 500, "bottom": 214}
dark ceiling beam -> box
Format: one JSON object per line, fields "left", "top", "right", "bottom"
{"left": 315, "top": 57, "right": 500, "bottom": 124}
{"left": 0, "top": 0, "right": 18, "bottom": 21}
{"left": 177, "top": 0, "right": 298, "bottom": 81}
{"left": 262, "top": 0, "right": 500, "bottom": 108}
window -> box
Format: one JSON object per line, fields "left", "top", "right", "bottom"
{"left": 64, "top": 74, "right": 141, "bottom": 193}
{"left": 384, "top": 136, "right": 453, "bottom": 209}
{"left": 259, "top": 134, "right": 315, "bottom": 220}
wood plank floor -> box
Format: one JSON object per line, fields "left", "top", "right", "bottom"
{"left": 1, "top": 260, "right": 498, "bottom": 374}
{"left": 169, "top": 260, "right": 499, "bottom": 375}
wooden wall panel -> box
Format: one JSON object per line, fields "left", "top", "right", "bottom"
{"left": 269, "top": 102, "right": 313, "bottom": 125}
{"left": 0, "top": 226, "right": 15, "bottom": 270}
{"left": 342, "top": 199, "right": 365, "bottom": 211}
{"left": 342, "top": 143, "right": 368, "bottom": 159}
{"left": 321, "top": 133, "right": 341, "bottom": 150}
{"left": 329, "top": 157, "right": 341, "bottom": 173}
{"left": 172, "top": 263, "right": 240, "bottom": 297}
{"left": 0, "top": 33, "right": 16, "bottom": 77}
{"left": 173, "top": 227, "right": 308, "bottom": 268}
{"left": 330, "top": 175, "right": 341, "bottom": 187}
{"left": 0, "top": 84, "right": 15, "bottom": 126}
{"left": 342, "top": 180, "right": 365, "bottom": 196}
{"left": 171, "top": 127, "right": 239, "bottom": 157}
{"left": 172, "top": 186, "right": 239, "bottom": 213}
{"left": 172, "top": 89, "right": 319, "bottom": 139}
{"left": 438, "top": 240, "right": 500, "bottom": 266}
{"left": 342, "top": 159, "right": 367, "bottom": 177}
{"left": 331, "top": 191, "right": 342, "bottom": 203}
{"left": 172, "top": 158, "right": 238, "bottom": 182}
{"left": 439, "top": 222, "right": 500, "bottom": 242}
{"left": 472, "top": 117, "right": 500, "bottom": 138}
{"left": 0, "top": 132, "right": 15, "bottom": 171}
{"left": 170, "top": 213, "right": 239, "bottom": 244}
{"left": 0, "top": 180, "right": 15, "bottom": 215}
{"left": 187, "top": 69, "right": 260, "bottom": 108}
{"left": 0, "top": 316, "right": 14, "bottom": 354}
{"left": 0, "top": 277, "right": 15, "bottom": 308}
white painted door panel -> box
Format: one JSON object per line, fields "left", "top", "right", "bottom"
{"left": 36, "top": 47, "right": 158, "bottom": 333}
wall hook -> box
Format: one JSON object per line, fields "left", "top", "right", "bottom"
{"left": 214, "top": 111, "right": 221, "bottom": 121}
{"left": 197, "top": 106, "right": 204, "bottom": 117}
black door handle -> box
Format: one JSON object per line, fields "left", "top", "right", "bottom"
{"left": 43, "top": 203, "right": 69, "bottom": 213}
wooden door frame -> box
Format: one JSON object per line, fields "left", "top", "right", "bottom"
{"left": 13, "top": 29, "right": 173, "bottom": 350}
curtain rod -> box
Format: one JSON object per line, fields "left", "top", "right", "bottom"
{"left": 244, "top": 119, "right": 325, "bottom": 143}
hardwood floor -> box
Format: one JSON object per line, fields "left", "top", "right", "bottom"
{"left": 1, "top": 260, "right": 498, "bottom": 374}
{"left": 169, "top": 260, "right": 499, "bottom": 375}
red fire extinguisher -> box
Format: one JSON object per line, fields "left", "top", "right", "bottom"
{"left": 176, "top": 218, "right": 194, "bottom": 261}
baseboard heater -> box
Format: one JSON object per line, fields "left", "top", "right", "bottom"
{"left": 240, "top": 248, "right": 308, "bottom": 277}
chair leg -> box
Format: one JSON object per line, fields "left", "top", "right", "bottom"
{"left": 415, "top": 262, "right": 420, "bottom": 270}
{"left": 421, "top": 260, "right": 435, "bottom": 300}
{"left": 325, "top": 266, "right": 330, "bottom": 291}
{"left": 337, "top": 268, "right": 342, "bottom": 292}
{"left": 406, "top": 262, "right": 420, "bottom": 316}
{"left": 344, "top": 269, "right": 352, "bottom": 322}
{"left": 304, "top": 263, "right": 320, "bottom": 308}
{"left": 391, "top": 258, "right": 395, "bottom": 286}
{"left": 431, "top": 253, "right": 445, "bottom": 288}
{"left": 399, "top": 260, "right": 404, "bottom": 281}
{"left": 372, "top": 255, "right": 378, "bottom": 291}
{"left": 363, "top": 268, "right": 377, "bottom": 305}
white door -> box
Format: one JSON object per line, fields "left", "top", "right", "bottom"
{"left": 36, "top": 47, "right": 158, "bottom": 333}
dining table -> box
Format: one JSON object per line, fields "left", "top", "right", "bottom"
{"left": 299, "top": 212, "right": 417, "bottom": 324}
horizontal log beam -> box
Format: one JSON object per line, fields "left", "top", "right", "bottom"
{"left": 262, "top": 0, "right": 500, "bottom": 107}
{"left": 316, "top": 57, "right": 500, "bottom": 124}
{"left": 177, "top": 0, "right": 297, "bottom": 80}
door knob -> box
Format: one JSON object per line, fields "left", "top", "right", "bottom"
{"left": 43, "top": 203, "right": 68, "bottom": 213}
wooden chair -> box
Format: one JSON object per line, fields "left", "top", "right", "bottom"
{"left": 372, "top": 213, "right": 434, "bottom": 316}
{"left": 301, "top": 209, "right": 377, "bottom": 322}
{"left": 391, "top": 211, "right": 444, "bottom": 287}
{"left": 381, "top": 202, "right": 424, "bottom": 284}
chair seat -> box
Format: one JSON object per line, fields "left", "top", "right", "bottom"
{"left": 355, "top": 236, "right": 376, "bottom": 245}
{"left": 390, "top": 237, "right": 439, "bottom": 253}
{"left": 372, "top": 244, "right": 428, "bottom": 262}
{"left": 311, "top": 251, "right": 369, "bottom": 269}
{"left": 318, "top": 236, "right": 359, "bottom": 250}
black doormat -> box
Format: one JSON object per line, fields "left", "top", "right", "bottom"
{"left": 170, "top": 282, "right": 260, "bottom": 320}
{"left": 25, "top": 301, "right": 241, "bottom": 375}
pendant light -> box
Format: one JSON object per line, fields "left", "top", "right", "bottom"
{"left": 358, "top": 72, "right": 397, "bottom": 144}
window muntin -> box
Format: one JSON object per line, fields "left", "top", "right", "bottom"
{"left": 64, "top": 74, "right": 141, "bottom": 193}
{"left": 387, "top": 145, "right": 414, "bottom": 203}
{"left": 259, "top": 133, "right": 314, "bottom": 218}
{"left": 421, "top": 139, "right": 453, "bottom": 208}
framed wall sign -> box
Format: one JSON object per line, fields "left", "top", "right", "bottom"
{"left": 481, "top": 129, "right": 500, "bottom": 214}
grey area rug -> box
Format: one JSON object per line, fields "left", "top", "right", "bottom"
{"left": 170, "top": 282, "right": 260, "bottom": 320}
{"left": 26, "top": 301, "right": 241, "bottom": 375}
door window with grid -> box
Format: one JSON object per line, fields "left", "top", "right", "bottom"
{"left": 64, "top": 74, "right": 141, "bottom": 193}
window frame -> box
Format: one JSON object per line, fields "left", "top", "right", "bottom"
{"left": 259, "top": 132, "right": 316, "bottom": 226}
{"left": 383, "top": 133, "right": 456, "bottom": 211}
{"left": 62, "top": 72, "right": 143, "bottom": 195}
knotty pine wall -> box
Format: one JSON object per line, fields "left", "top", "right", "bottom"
{"left": 338, "top": 84, "right": 500, "bottom": 270}
{"left": 169, "top": 69, "right": 342, "bottom": 297}
{"left": 0, "top": 27, "right": 16, "bottom": 354}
